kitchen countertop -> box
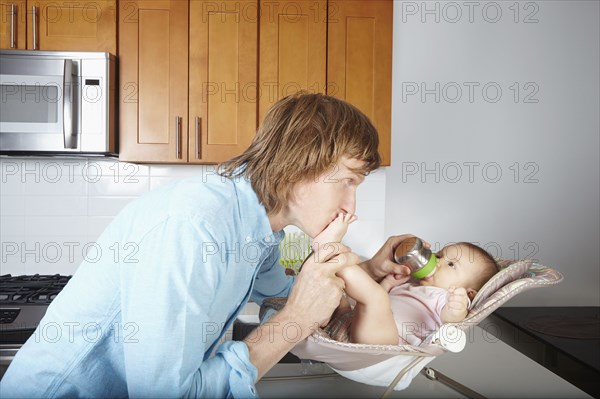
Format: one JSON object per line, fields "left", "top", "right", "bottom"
{"left": 256, "top": 325, "right": 592, "bottom": 398}
{"left": 485, "top": 307, "right": 599, "bottom": 397}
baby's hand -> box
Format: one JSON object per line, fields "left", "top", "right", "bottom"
{"left": 441, "top": 286, "right": 470, "bottom": 323}
{"left": 312, "top": 212, "right": 357, "bottom": 252}
{"left": 379, "top": 273, "right": 406, "bottom": 292}
{"left": 446, "top": 286, "right": 469, "bottom": 312}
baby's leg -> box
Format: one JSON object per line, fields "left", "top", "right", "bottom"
{"left": 337, "top": 265, "right": 399, "bottom": 345}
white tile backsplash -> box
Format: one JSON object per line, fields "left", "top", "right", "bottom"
{"left": 149, "top": 176, "right": 184, "bottom": 191}
{"left": 86, "top": 216, "right": 115, "bottom": 237}
{"left": 0, "top": 157, "right": 387, "bottom": 275}
{"left": 356, "top": 169, "right": 386, "bottom": 202}
{"left": 149, "top": 164, "right": 217, "bottom": 177}
{"left": 355, "top": 200, "right": 385, "bottom": 221}
{"left": 88, "top": 177, "right": 150, "bottom": 197}
{"left": 91, "top": 159, "right": 150, "bottom": 178}
{"left": 1, "top": 195, "right": 26, "bottom": 215}
{"left": 24, "top": 196, "right": 88, "bottom": 216}
{"left": 1, "top": 216, "right": 25, "bottom": 236}
{"left": 343, "top": 219, "right": 387, "bottom": 260}
{"left": 0, "top": 160, "right": 25, "bottom": 196}
{"left": 24, "top": 216, "right": 89, "bottom": 236}
{"left": 88, "top": 197, "right": 137, "bottom": 217}
{"left": 23, "top": 177, "right": 88, "bottom": 196}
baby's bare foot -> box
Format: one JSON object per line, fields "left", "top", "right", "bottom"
{"left": 312, "top": 212, "right": 357, "bottom": 251}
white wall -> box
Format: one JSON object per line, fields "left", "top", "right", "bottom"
{"left": 386, "top": 1, "right": 600, "bottom": 305}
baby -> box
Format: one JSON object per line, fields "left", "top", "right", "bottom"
{"left": 311, "top": 213, "right": 499, "bottom": 346}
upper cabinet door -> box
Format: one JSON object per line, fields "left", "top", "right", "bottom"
{"left": 328, "top": 0, "right": 393, "bottom": 166}
{"left": 0, "top": 0, "right": 27, "bottom": 49}
{"left": 188, "top": 0, "right": 258, "bottom": 163}
{"left": 119, "top": 0, "right": 188, "bottom": 163}
{"left": 27, "top": 0, "right": 116, "bottom": 53}
{"left": 259, "top": 0, "right": 327, "bottom": 122}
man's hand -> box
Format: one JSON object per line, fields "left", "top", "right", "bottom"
{"left": 282, "top": 242, "right": 360, "bottom": 330}
{"left": 245, "top": 243, "right": 358, "bottom": 382}
{"left": 360, "top": 234, "right": 430, "bottom": 282}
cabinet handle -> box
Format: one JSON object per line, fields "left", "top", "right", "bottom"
{"left": 32, "top": 5, "right": 37, "bottom": 50}
{"left": 175, "top": 116, "right": 181, "bottom": 159}
{"left": 10, "top": 3, "right": 15, "bottom": 49}
{"left": 195, "top": 116, "right": 201, "bottom": 160}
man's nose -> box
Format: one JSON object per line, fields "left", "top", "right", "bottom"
{"left": 341, "top": 193, "right": 356, "bottom": 215}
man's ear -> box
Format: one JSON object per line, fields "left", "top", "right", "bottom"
{"left": 466, "top": 288, "right": 478, "bottom": 301}
{"left": 289, "top": 182, "right": 305, "bottom": 203}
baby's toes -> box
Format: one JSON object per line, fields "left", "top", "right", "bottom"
{"left": 341, "top": 213, "right": 355, "bottom": 224}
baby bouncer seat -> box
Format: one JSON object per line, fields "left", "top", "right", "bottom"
{"left": 260, "top": 259, "right": 563, "bottom": 394}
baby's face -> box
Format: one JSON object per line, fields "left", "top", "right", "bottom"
{"left": 419, "top": 244, "right": 484, "bottom": 290}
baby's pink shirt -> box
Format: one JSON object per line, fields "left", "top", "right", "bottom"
{"left": 388, "top": 283, "right": 448, "bottom": 346}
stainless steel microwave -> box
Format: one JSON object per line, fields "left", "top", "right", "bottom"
{"left": 0, "top": 50, "right": 116, "bottom": 155}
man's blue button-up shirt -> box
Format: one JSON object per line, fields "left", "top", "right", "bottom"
{"left": 0, "top": 172, "right": 294, "bottom": 398}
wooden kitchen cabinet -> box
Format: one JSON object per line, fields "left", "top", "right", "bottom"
{"left": 188, "top": 0, "right": 258, "bottom": 163}
{"left": 258, "top": 0, "right": 327, "bottom": 122}
{"left": 0, "top": 0, "right": 26, "bottom": 49}
{"left": 119, "top": 0, "right": 393, "bottom": 165}
{"left": 120, "top": 0, "right": 256, "bottom": 164}
{"left": 0, "top": 0, "right": 116, "bottom": 53}
{"left": 328, "top": 0, "right": 393, "bottom": 166}
{"left": 118, "top": 0, "right": 188, "bottom": 163}
{"left": 259, "top": 0, "right": 392, "bottom": 166}
{"left": 28, "top": 0, "right": 117, "bottom": 53}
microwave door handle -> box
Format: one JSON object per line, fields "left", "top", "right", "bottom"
{"left": 63, "top": 59, "right": 76, "bottom": 149}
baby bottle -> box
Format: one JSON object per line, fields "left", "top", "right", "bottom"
{"left": 393, "top": 236, "right": 437, "bottom": 279}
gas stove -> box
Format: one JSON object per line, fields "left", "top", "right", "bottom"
{"left": 0, "top": 274, "right": 71, "bottom": 378}
{"left": 0, "top": 274, "right": 72, "bottom": 342}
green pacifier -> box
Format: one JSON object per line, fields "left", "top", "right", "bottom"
{"left": 393, "top": 236, "right": 438, "bottom": 279}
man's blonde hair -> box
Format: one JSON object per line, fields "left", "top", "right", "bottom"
{"left": 219, "top": 93, "right": 381, "bottom": 214}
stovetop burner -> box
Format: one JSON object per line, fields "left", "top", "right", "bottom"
{"left": 0, "top": 274, "right": 72, "bottom": 305}
{"left": 1, "top": 274, "right": 72, "bottom": 337}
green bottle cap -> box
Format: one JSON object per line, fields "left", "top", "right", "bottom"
{"left": 411, "top": 253, "right": 437, "bottom": 279}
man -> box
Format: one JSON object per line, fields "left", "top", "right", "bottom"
{"left": 0, "top": 93, "right": 413, "bottom": 398}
